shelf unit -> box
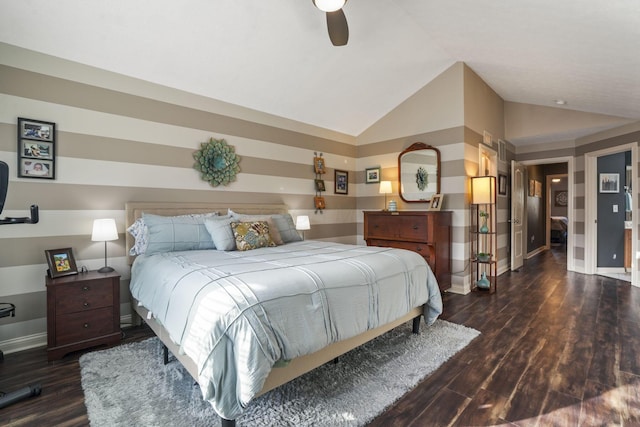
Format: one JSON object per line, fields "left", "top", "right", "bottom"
{"left": 470, "top": 176, "right": 497, "bottom": 293}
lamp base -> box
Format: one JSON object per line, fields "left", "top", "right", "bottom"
{"left": 97, "top": 266, "right": 115, "bottom": 273}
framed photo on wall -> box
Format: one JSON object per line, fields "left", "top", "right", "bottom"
{"left": 365, "top": 167, "right": 380, "bottom": 184}
{"left": 335, "top": 170, "right": 348, "bottom": 194}
{"left": 18, "top": 117, "right": 56, "bottom": 180}
{"left": 498, "top": 174, "right": 507, "bottom": 196}
{"left": 45, "top": 247, "right": 78, "bottom": 278}
{"left": 315, "top": 179, "right": 326, "bottom": 192}
{"left": 599, "top": 173, "right": 619, "bottom": 193}
{"left": 313, "top": 156, "right": 326, "bottom": 174}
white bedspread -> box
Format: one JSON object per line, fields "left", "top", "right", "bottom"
{"left": 129, "top": 240, "right": 442, "bottom": 419}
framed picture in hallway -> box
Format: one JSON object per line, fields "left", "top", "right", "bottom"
{"left": 599, "top": 173, "right": 619, "bottom": 193}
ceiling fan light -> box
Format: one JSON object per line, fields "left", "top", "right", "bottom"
{"left": 313, "top": 0, "right": 346, "bottom": 12}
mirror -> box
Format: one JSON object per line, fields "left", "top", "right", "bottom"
{"left": 398, "top": 142, "right": 441, "bottom": 203}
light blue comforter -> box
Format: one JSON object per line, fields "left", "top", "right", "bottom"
{"left": 130, "top": 241, "right": 443, "bottom": 419}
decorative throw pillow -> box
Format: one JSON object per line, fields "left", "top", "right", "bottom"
{"left": 204, "top": 216, "right": 237, "bottom": 251}
{"left": 127, "top": 217, "right": 149, "bottom": 255}
{"left": 142, "top": 212, "right": 217, "bottom": 255}
{"left": 271, "top": 214, "right": 303, "bottom": 243}
{"left": 231, "top": 221, "right": 276, "bottom": 251}
{"left": 228, "top": 211, "right": 285, "bottom": 245}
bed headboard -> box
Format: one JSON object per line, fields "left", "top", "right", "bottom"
{"left": 125, "top": 201, "right": 289, "bottom": 264}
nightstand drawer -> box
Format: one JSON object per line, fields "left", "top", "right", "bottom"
{"left": 55, "top": 307, "right": 115, "bottom": 346}
{"left": 55, "top": 281, "right": 114, "bottom": 314}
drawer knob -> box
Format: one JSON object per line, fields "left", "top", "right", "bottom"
{"left": 416, "top": 246, "right": 422, "bottom": 251}
{"left": 82, "top": 286, "right": 90, "bottom": 291}
{"left": 83, "top": 302, "right": 90, "bottom": 308}
{"left": 83, "top": 323, "right": 90, "bottom": 328}
{"left": 413, "top": 225, "right": 419, "bottom": 230}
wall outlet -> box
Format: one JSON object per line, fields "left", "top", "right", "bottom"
{"left": 613, "top": 253, "right": 617, "bottom": 259}
{"left": 613, "top": 204, "right": 618, "bottom": 213}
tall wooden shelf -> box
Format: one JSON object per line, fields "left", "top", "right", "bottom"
{"left": 470, "top": 176, "right": 497, "bottom": 293}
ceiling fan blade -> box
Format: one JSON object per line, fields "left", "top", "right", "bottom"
{"left": 326, "top": 9, "right": 349, "bottom": 46}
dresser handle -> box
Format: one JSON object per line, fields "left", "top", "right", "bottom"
{"left": 83, "top": 302, "right": 90, "bottom": 308}
{"left": 82, "top": 286, "right": 90, "bottom": 291}
{"left": 416, "top": 246, "right": 422, "bottom": 251}
{"left": 83, "top": 323, "right": 90, "bottom": 328}
{"left": 413, "top": 225, "right": 419, "bottom": 230}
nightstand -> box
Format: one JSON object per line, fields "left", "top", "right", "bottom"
{"left": 46, "top": 270, "right": 121, "bottom": 361}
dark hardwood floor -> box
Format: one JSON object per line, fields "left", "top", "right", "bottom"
{"left": 2, "top": 247, "right": 639, "bottom": 426}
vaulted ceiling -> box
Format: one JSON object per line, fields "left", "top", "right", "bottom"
{"left": 1, "top": 0, "right": 639, "bottom": 146}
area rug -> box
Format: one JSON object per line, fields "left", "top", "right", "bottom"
{"left": 80, "top": 319, "right": 479, "bottom": 427}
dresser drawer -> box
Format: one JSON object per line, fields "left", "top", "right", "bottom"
{"left": 55, "top": 307, "right": 115, "bottom": 346}
{"left": 366, "top": 215, "right": 431, "bottom": 242}
{"left": 368, "top": 239, "right": 434, "bottom": 267}
{"left": 55, "top": 280, "right": 114, "bottom": 314}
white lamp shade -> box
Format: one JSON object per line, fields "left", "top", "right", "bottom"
{"left": 471, "top": 176, "right": 496, "bottom": 204}
{"left": 379, "top": 181, "right": 392, "bottom": 194}
{"left": 295, "top": 215, "right": 311, "bottom": 231}
{"left": 313, "top": 0, "right": 346, "bottom": 12}
{"left": 92, "top": 218, "right": 118, "bottom": 242}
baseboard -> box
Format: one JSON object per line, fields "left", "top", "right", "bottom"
{"left": 0, "top": 332, "right": 47, "bottom": 355}
{"left": 0, "top": 313, "right": 134, "bottom": 356}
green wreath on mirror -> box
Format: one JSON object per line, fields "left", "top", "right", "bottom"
{"left": 193, "top": 138, "right": 241, "bottom": 187}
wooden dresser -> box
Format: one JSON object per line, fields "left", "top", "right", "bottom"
{"left": 364, "top": 210, "right": 452, "bottom": 292}
{"left": 46, "top": 270, "right": 121, "bottom": 361}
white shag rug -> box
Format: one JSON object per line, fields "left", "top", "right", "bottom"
{"left": 80, "top": 319, "right": 479, "bottom": 427}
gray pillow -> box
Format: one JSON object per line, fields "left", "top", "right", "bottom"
{"left": 142, "top": 213, "right": 217, "bottom": 255}
{"left": 271, "top": 214, "right": 302, "bottom": 243}
{"left": 204, "top": 217, "right": 237, "bottom": 251}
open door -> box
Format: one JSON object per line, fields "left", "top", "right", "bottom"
{"left": 511, "top": 160, "right": 525, "bottom": 271}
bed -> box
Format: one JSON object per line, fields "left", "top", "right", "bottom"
{"left": 125, "top": 202, "right": 443, "bottom": 426}
{"left": 551, "top": 216, "right": 568, "bottom": 243}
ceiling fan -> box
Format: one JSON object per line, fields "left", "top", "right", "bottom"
{"left": 312, "top": 0, "right": 349, "bottom": 46}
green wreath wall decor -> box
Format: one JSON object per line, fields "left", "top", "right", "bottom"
{"left": 193, "top": 138, "right": 241, "bottom": 187}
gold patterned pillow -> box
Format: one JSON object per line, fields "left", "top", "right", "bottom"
{"left": 231, "top": 221, "right": 276, "bottom": 251}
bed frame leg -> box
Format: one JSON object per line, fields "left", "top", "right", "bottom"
{"left": 163, "top": 344, "right": 170, "bottom": 365}
{"left": 221, "top": 418, "right": 236, "bottom": 427}
{"left": 412, "top": 316, "right": 421, "bottom": 334}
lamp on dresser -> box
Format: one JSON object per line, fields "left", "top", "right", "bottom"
{"left": 379, "top": 181, "right": 392, "bottom": 211}
{"left": 92, "top": 218, "right": 118, "bottom": 273}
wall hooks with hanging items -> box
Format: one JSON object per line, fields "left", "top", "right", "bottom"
{"left": 313, "top": 152, "right": 326, "bottom": 214}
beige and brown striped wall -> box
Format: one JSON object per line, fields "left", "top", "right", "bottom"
{"left": 2, "top": 42, "right": 638, "bottom": 354}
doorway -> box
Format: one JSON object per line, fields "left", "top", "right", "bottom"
{"left": 585, "top": 143, "right": 637, "bottom": 286}
{"left": 516, "top": 157, "right": 574, "bottom": 273}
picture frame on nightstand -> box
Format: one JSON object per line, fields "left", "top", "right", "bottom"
{"left": 45, "top": 247, "right": 78, "bottom": 278}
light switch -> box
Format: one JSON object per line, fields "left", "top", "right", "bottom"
{"left": 613, "top": 204, "right": 618, "bottom": 213}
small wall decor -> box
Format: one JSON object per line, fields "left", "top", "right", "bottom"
{"left": 555, "top": 190, "right": 568, "bottom": 207}
{"left": 534, "top": 180, "right": 542, "bottom": 198}
{"left": 193, "top": 138, "right": 241, "bottom": 187}
{"left": 45, "top": 247, "right": 78, "bottom": 278}
{"left": 599, "top": 173, "right": 619, "bottom": 193}
{"left": 335, "top": 170, "right": 348, "bottom": 194}
{"left": 313, "top": 152, "right": 325, "bottom": 213}
{"left": 17, "top": 117, "right": 56, "bottom": 179}
{"left": 314, "top": 196, "right": 326, "bottom": 210}
{"left": 498, "top": 174, "right": 507, "bottom": 195}
{"left": 365, "top": 167, "right": 380, "bottom": 184}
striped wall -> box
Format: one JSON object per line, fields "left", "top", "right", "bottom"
{"left": 6, "top": 41, "right": 634, "bottom": 355}
{"left": 0, "top": 45, "right": 363, "bottom": 353}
